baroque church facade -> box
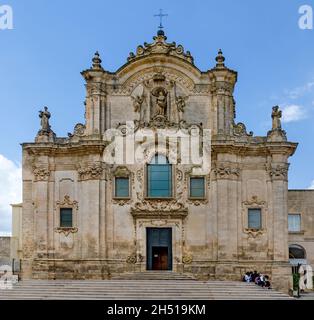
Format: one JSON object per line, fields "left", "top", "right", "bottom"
{"left": 21, "top": 30, "right": 298, "bottom": 292}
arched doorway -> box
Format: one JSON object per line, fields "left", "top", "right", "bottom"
{"left": 289, "top": 244, "right": 307, "bottom": 273}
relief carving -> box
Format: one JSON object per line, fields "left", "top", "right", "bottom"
{"left": 78, "top": 163, "right": 104, "bottom": 180}
{"left": 131, "top": 94, "right": 145, "bottom": 113}
{"left": 54, "top": 227, "right": 78, "bottom": 237}
{"left": 243, "top": 196, "right": 265, "bottom": 206}
{"left": 126, "top": 253, "right": 137, "bottom": 264}
{"left": 182, "top": 254, "right": 193, "bottom": 264}
{"left": 233, "top": 122, "right": 253, "bottom": 137}
{"left": 68, "top": 123, "right": 86, "bottom": 138}
{"left": 131, "top": 200, "right": 188, "bottom": 219}
{"left": 33, "top": 167, "right": 50, "bottom": 182}
{"left": 213, "top": 165, "right": 240, "bottom": 179}
{"left": 266, "top": 163, "right": 289, "bottom": 180}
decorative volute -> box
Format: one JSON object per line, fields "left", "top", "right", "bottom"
{"left": 127, "top": 30, "right": 194, "bottom": 65}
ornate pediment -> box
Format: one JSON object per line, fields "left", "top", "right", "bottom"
{"left": 127, "top": 31, "right": 194, "bottom": 65}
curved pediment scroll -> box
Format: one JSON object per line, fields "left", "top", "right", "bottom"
{"left": 127, "top": 31, "right": 194, "bottom": 65}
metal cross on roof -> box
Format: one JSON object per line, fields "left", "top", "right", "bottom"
{"left": 154, "top": 9, "right": 168, "bottom": 30}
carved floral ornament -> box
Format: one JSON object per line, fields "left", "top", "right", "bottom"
{"left": 182, "top": 254, "right": 193, "bottom": 264}
{"left": 266, "top": 164, "right": 289, "bottom": 180}
{"left": 131, "top": 200, "right": 188, "bottom": 219}
{"left": 54, "top": 227, "right": 78, "bottom": 237}
{"left": 213, "top": 164, "right": 240, "bottom": 179}
{"left": 33, "top": 166, "right": 50, "bottom": 181}
{"left": 244, "top": 229, "right": 265, "bottom": 239}
{"left": 126, "top": 252, "right": 144, "bottom": 264}
{"left": 112, "top": 166, "right": 131, "bottom": 178}
{"left": 77, "top": 163, "right": 104, "bottom": 180}
{"left": 56, "top": 195, "right": 78, "bottom": 209}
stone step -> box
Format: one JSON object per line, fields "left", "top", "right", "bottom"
{"left": 0, "top": 279, "right": 292, "bottom": 300}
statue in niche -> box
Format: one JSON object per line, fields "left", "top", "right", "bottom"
{"left": 153, "top": 88, "right": 167, "bottom": 117}
{"left": 271, "top": 105, "right": 282, "bottom": 130}
{"left": 39, "top": 106, "right": 51, "bottom": 132}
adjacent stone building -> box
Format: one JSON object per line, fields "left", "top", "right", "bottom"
{"left": 20, "top": 30, "right": 303, "bottom": 293}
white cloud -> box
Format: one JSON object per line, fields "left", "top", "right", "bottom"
{"left": 309, "top": 180, "right": 314, "bottom": 189}
{"left": 0, "top": 154, "right": 22, "bottom": 235}
{"left": 286, "top": 81, "right": 314, "bottom": 99}
{"left": 281, "top": 104, "right": 307, "bottom": 123}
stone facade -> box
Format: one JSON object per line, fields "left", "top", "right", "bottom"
{"left": 288, "top": 190, "right": 314, "bottom": 268}
{"left": 0, "top": 237, "right": 11, "bottom": 265}
{"left": 20, "top": 30, "right": 298, "bottom": 292}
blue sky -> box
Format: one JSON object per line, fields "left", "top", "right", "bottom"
{"left": 0, "top": 0, "right": 314, "bottom": 233}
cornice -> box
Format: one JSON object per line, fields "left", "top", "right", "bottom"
{"left": 22, "top": 140, "right": 107, "bottom": 156}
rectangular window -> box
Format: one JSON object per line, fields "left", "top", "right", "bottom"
{"left": 60, "top": 208, "right": 73, "bottom": 228}
{"left": 288, "top": 214, "right": 301, "bottom": 232}
{"left": 190, "top": 177, "right": 205, "bottom": 198}
{"left": 248, "top": 208, "right": 262, "bottom": 230}
{"left": 147, "top": 164, "right": 172, "bottom": 198}
{"left": 115, "top": 177, "right": 130, "bottom": 198}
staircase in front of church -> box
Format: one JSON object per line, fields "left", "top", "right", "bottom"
{"left": 111, "top": 271, "right": 196, "bottom": 280}
{"left": 0, "top": 277, "right": 292, "bottom": 300}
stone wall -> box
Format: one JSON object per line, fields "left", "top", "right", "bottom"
{"left": 288, "top": 190, "right": 314, "bottom": 268}
{"left": 0, "top": 237, "right": 11, "bottom": 265}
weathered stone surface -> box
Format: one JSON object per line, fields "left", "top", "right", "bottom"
{"left": 19, "top": 30, "right": 299, "bottom": 294}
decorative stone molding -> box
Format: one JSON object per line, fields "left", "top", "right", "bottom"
{"left": 266, "top": 163, "right": 289, "bottom": 181}
{"left": 267, "top": 129, "right": 287, "bottom": 142}
{"left": 126, "top": 253, "right": 137, "bottom": 264}
{"left": 54, "top": 195, "right": 78, "bottom": 235}
{"left": 176, "top": 169, "right": 183, "bottom": 182}
{"left": 33, "top": 167, "right": 50, "bottom": 182}
{"left": 186, "top": 199, "right": 208, "bottom": 206}
{"left": 242, "top": 196, "right": 267, "bottom": 238}
{"left": 68, "top": 123, "right": 86, "bottom": 138}
{"left": 182, "top": 254, "right": 193, "bottom": 264}
{"left": 243, "top": 196, "right": 265, "bottom": 207}
{"left": 78, "top": 163, "right": 104, "bottom": 180}
{"left": 233, "top": 122, "right": 253, "bottom": 137}
{"left": 132, "top": 200, "right": 186, "bottom": 212}
{"left": 113, "top": 166, "right": 131, "bottom": 178}
{"left": 113, "top": 198, "right": 132, "bottom": 206}
{"left": 213, "top": 165, "right": 240, "bottom": 179}
{"left": 244, "top": 228, "right": 265, "bottom": 239}
{"left": 127, "top": 31, "right": 194, "bottom": 65}
{"left": 56, "top": 195, "right": 78, "bottom": 209}
{"left": 175, "top": 95, "right": 188, "bottom": 114}
{"left": 131, "top": 200, "right": 188, "bottom": 219}
{"left": 54, "top": 227, "right": 78, "bottom": 237}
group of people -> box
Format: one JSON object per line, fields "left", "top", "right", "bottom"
{"left": 242, "top": 271, "right": 272, "bottom": 289}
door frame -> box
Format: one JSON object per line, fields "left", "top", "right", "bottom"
{"left": 146, "top": 227, "right": 172, "bottom": 271}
